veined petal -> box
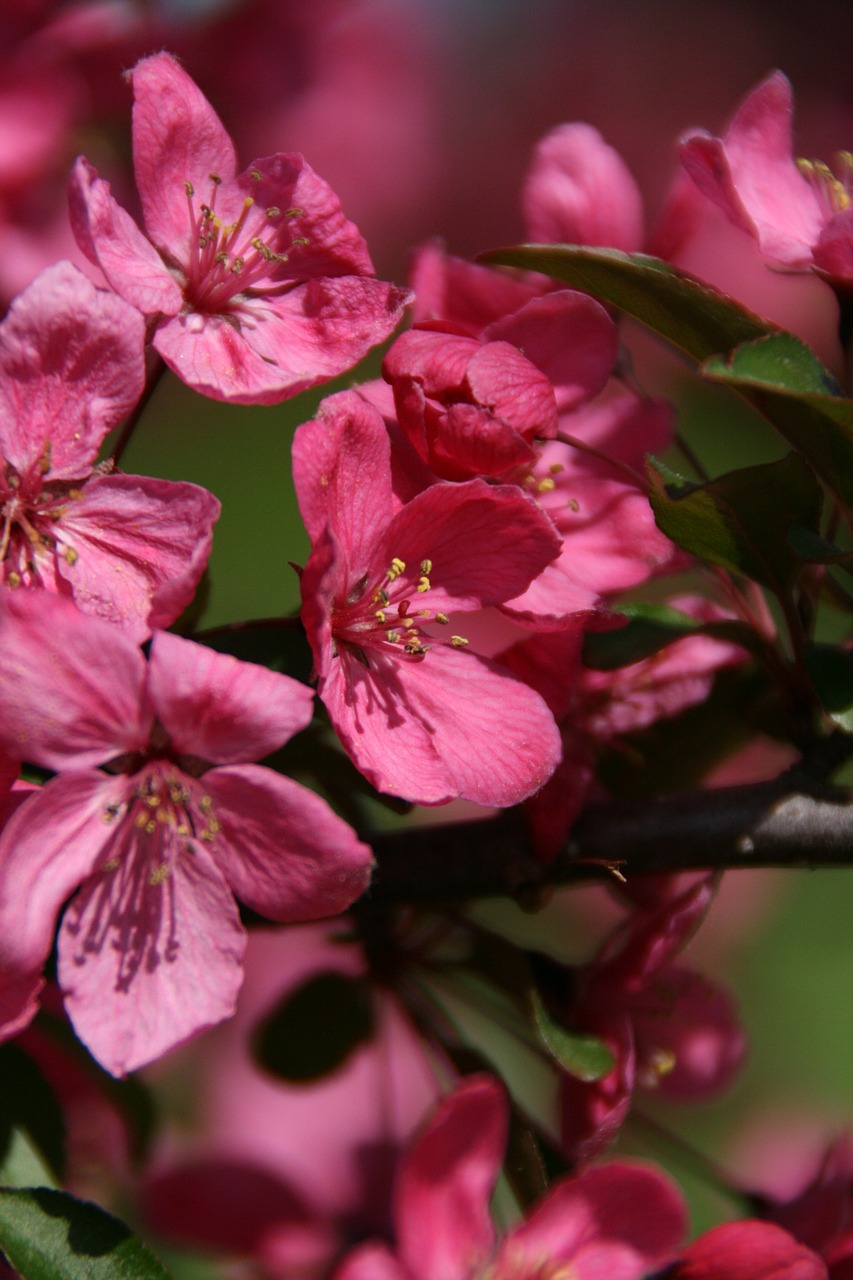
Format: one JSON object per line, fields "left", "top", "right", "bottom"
{"left": 130, "top": 53, "right": 237, "bottom": 257}
{"left": 68, "top": 158, "right": 184, "bottom": 317}
{"left": 55, "top": 472, "right": 220, "bottom": 641}
{"left": 0, "top": 261, "right": 146, "bottom": 479}
{"left": 203, "top": 764, "right": 373, "bottom": 920}
{"left": 147, "top": 633, "right": 315, "bottom": 765}
{"left": 397, "top": 1077, "right": 504, "bottom": 1280}
{"left": 58, "top": 838, "right": 245, "bottom": 1076}
{"left": 0, "top": 591, "right": 151, "bottom": 769}
{"left": 0, "top": 772, "right": 129, "bottom": 974}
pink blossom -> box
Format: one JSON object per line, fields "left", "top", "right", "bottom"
{"left": 667, "top": 1221, "right": 828, "bottom": 1280}
{"left": 335, "top": 1074, "right": 687, "bottom": 1280}
{"left": 68, "top": 52, "right": 411, "bottom": 404}
{"left": 0, "top": 591, "right": 372, "bottom": 1076}
{"left": 0, "top": 260, "right": 220, "bottom": 640}
{"left": 293, "top": 390, "right": 563, "bottom": 807}
{"left": 679, "top": 71, "right": 853, "bottom": 286}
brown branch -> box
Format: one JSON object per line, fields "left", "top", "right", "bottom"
{"left": 366, "top": 753, "right": 853, "bottom": 904}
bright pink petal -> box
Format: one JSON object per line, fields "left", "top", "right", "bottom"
{"left": 0, "top": 591, "right": 151, "bottom": 769}
{"left": 0, "top": 261, "right": 146, "bottom": 479}
{"left": 485, "top": 291, "right": 617, "bottom": 411}
{"left": 322, "top": 643, "right": 561, "bottom": 806}
{"left": 523, "top": 123, "right": 645, "bottom": 252}
{"left": 68, "top": 158, "right": 184, "bottom": 316}
{"left": 130, "top": 53, "right": 237, "bottom": 256}
{"left": 500, "top": 559, "right": 602, "bottom": 629}
{"left": 410, "top": 239, "right": 537, "bottom": 333}
{"left": 0, "top": 772, "right": 128, "bottom": 974}
{"left": 293, "top": 391, "right": 394, "bottom": 567}
{"left": 813, "top": 208, "right": 853, "bottom": 285}
{"left": 55, "top": 473, "right": 219, "bottom": 641}
{"left": 498, "top": 1161, "right": 686, "bottom": 1280}
{"left": 396, "top": 1077, "right": 504, "bottom": 1280}
{"left": 672, "top": 1221, "right": 828, "bottom": 1280}
{"left": 426, "top": 399, "right": 539, "bottom": 479}
{"left": 203, "top": 764, "right": 373, "bottom": 920}
{"left": 374, "top": 479, "right": 561, "bottom": 614}
{"left": 147, "top": 632, "right": 314, "bottom": 765}
{"left": 58, "top": 840, "right": 245, "bottom": 1076}
{"left": 679, "top": 72, "right": 825, "bottom": 268}
{"left": 383, "top": 327, "right": 481, "bottom": 393}
{"left": 153, "top": 276, "right": 409, "bottom": 405}
{"left": 465, "top": 340, "right": 558, "bottom": 437}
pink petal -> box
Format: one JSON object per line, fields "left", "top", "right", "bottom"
{"left": 672, "top": 1221, "right": 828, "bottom": 1279}
{"left": 464, "top": 340, "right": 558, "bottom": 438}
{"left": 410, "top": 239, "right": 537, "bottom": 333}
{"left": 0, "top": 591, "right": 151, "bottom": 770}
{"left": 383, "top": 327, "right": 481, "bottom": 393}
{"left": 500, "top": 1161, "right": 686, "bottom": 1280}
{"left": 0, "top": 772, "right": 128, "bottom": 974}
{"left": 0, "top": 261, "right": 146, "bottom": 479}
{"left": 0, "top": 968, "right": 43, "bottom": 1044}
{"left": 522, "top": 123, "right": 645, "bottom": 252}
{"left": 374, "top": 479, "right": 561, "bottom": 614}
{"left": 336, "top": 1243, "right": 410, "bottom": 1280}
{"left": 428, "top": 401, "right": 539, "bottom": 479}
{"left": 485, "top": 291, "right": 618, "bottom": 412}
{"left": 679, "top": 72, "right": 825, "bottom": 268}
{"left": 147, "top": 632, "right": 314, "bottom": 765}
{"left": 55, "top": 473, "right": 220, "bottom": 641}
{"left": 68, "top": 159, "right": 184, "bottom": 317}
{"left": 203, "top": 764, "right": 373, "bottom": 920}
{"left": 560, "top": 1015, "right": 635, "bottom": 1166}
{"left": 813, "top": 207, "right": 853, "bottom": 285}
{"left": 130, "top": 53, "right": 237, "bottom": 257}
{"left": 500, "top": 559, "right": 602, "bottom": 630}
{"left": 322, "top": 643, "right": 561, "bottom": 806}
{"left": 397, "top": 1077, "right": 504, "bottom": 1280}
{"left": 154, "top": 276, "right": 409, "bottom": 405}
{"left": 59, "top": 840, "right": 245, "bottom": 1076}
{"left": 293, "top": 391, "right": 394, "bottom": 569}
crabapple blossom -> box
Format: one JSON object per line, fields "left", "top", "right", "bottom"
{"left": 335, "top": 1074, "right": 688, "bottom": 1280}
{"left": 69, "top": 52, "right": 411, "bottom": 404}
{"left": 0, "top": 591, "right": 372, "bottom": 1076}
{"left": 665, "top": 1221, "right": 828, "bottom": 1280}
{"left": 293, "top": 389, "right": 564, "bottom": 806}
{"left": 0, "top": 259, "right": 220, "bottom": 640}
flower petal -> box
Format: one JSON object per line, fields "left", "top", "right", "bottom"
{"left": 0, "top": 591, "right": 150, "bottom": 769}
{"left": 58, "top": 839, "right": 245, "bottom": 1076}
{"left": 203, "top": 764, "right": 373, "bottom": 920}
{"left": 0, "top": 261, "right": 146, "bottom": 479}
{"left": 147, "top": 632, "right": 314, "bottom": 765}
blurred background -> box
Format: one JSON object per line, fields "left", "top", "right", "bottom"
{"left": 5, "top": 1, "right": 853, "bottom": 1274}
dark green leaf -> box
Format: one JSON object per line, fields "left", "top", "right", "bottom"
{"left": 702, "top": 334, "right": 853, "bottom": 509}
{"left": 805, "top": 645, "right": 853, "bottom": 732}
{"left": 478, "top": 245, "right": 774, "bottom": 361}
{"left": 0, "top": 1187, "right": 172, "bottom": 1280}
{"left": 530, "top": 989, "right": 614, "bottom": 1082}
{"left": 0, "top": 1046, "right": 65, "bottom": 1182}
{"left": 787, "top": 523, "right": 853, "bottom": 568}
{"left": 648, "top": 453, "right": 823, "bottom": 594}
{"left": 252, "top": 971, "right": 374, "bottom": 1082}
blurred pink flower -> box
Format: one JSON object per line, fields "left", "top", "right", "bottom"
{"left": 335, "top": 1074, "right": 687, "bottom": 1280}
{"left": 293, "top": 390, "right": 563, "bottom": 806}
{"left": 69, "top": 52, "right": 410, "bottom": 404}
{"left": 0, "top": 591, "right": 372, "bottom": 1076}
{"left": 0, "top": 260, "right": 219, "bottom": 640}
{"left": 667, "top": 1220, "right": 827, "bottom": 1279}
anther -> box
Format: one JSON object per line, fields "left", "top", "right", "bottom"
{"left": 451, "top": 635, "right": 469, "bottom": 647}
{"left": 416, "top": 575, "right": 430, "bottom": 593}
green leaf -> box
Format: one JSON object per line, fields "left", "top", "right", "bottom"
{"left": 252, "top": 971, "right": 374, "bottom": 1082}
{"left": 0, "top": 1130, "right": 57, "bottom": 1193}
{"left": 702, "top": 333, "right": 853, "bottom": 510}
{"left": 0, "top": 1045, "right": 65, "bottom": 1182}
{"left": 648, "top": 453, "right": 823, "bottom": 594}
{"left": 805, "top": 645, "right": 853, "bottom": 732}
{"left": 0, "top": 1187, "right": 172, "bottom": 1280}
{"left": 530, "top": 989, "right": 614, "bottom": 1082}
{"left": 478, "top": 244, "right": 774, "bottom": 361}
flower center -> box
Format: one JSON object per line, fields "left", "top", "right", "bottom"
{"left": 796, "top": 151, "right": 853, "bottom": 217}
{"left": 100, "top": 762, "right": 220, "bottom": 886}
{"left": 0, "top": 449, "right": 83, "bottom": 587}
{"left": 181, "top": 171, "right": 307, "bottom": 313}
{"left": 332, "top": 555, "right": 469, "bottom": 665}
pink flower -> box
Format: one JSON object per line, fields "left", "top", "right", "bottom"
{"left": 0, "top": 259, "right": 220, "bottom": 640}
{"left": 679, "top": 71, "right": 853, "bottom": 285}
{"left": 335, "top": 1074, "right": 687, "bottom": 1280}
{"left": 68, "top": 52, "right": 411, "bottom": 404}
{"left": 667, "top": 1221, "right": 827, "bottom": 1280}
{"left": 0, "top": 591, "right": 372, "bottom": 1076}
{"left": 293, "top": 390, "right": 563, "bottom": 807}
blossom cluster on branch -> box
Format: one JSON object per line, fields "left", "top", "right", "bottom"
{"left": 0, "top": 28, "right": 852, "bottom": 1280}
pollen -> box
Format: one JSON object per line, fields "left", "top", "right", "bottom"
{"left": 450, "top": 635, "right": 469, "bottom": 647}
{"left": 387, "top": 557, "right": 406, "bottom": 580}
